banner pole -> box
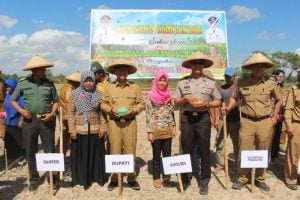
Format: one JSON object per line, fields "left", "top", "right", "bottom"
{"left": 118, "top": 173, "right": 122, "bottom": 196}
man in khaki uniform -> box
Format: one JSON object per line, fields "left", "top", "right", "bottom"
{"left": 0, "top": 68, "right": 5, "bottom": 138}
{"left": 225, "top": 53, "right": 282, "bottom": 191}
{"left": 283, "top": 68, "right": 300, "bottom": 190}
{"left": 101, "top": 59, "right": 145, "bottom": 191}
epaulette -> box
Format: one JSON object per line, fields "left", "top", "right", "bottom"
{"left": 180, "top": 75, "right": 191, "bottom": 80}
{"left": 291, "top": 85, "right": 299, "bottom": 90}
{"left": 204, "top": 75, "right": 214, "bottom": 81}
{"left": 19, "top": 77, "right": 28, "bottom": 82}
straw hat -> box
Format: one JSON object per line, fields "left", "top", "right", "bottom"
{"left": 65, "top": 71, "right": 80, "bottom": 82}
{"left": 241, "top": 52, "right": 275, "bottom": 69}
{"left": 23, "top": 54, "right": 53, "bottom": 71}
{"left": 182, "top": 51, "right": 214, "bottom": 68}
{"left": 107, "top": 58, "right": 137, "bottom": 75}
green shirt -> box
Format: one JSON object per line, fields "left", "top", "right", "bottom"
{"left": 11, "top": 76, "right": 59, "bottom": 115}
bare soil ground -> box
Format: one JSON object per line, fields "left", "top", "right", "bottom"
{"left": 0, "top": 110, "right": 299, "bottom": 200}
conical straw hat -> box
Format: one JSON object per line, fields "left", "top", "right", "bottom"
{"left": 241, "top": 52, "right": 274, "bottom": 69}
{"left": 182, "top": 51, "right": 214, "bottom": 68}
{"left": 107, "top": 58, "right": 137, "bottom": 75}
{"left": 65, "top": 71, "right": 80, "bottom": 82}
{"left": 23, "top": 54, "right": 53, "bottom": 71}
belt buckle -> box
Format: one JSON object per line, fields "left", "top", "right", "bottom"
{"left": 36, "top": 114, "right": 42, "bottom": 119}
{"left": 192, "top": 112, "right": 198, "bottom": 116}
{"left": 120, "top": 119, "right": 126, "bottom": 123}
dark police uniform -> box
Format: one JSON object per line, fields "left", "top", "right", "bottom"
{"left": 174, "top": 75, "right": 221, "bottom": 187}
{"left": 11, "top": 76, "right": 58, "bottom": 184}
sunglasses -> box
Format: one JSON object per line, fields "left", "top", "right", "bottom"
{"left": 190, "top": 60, "right": 204, "bottom": 65}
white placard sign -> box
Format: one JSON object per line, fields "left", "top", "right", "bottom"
{"left": 241, "top": 150, "right": 268, "bottom": 168}
{"left": 162, "top": 154, "right": 192, "bottom": 175}
{"left": 105, "top": 154, "right": 134, "bottom": 173}
{"left": 36, "top": 153, "right": 65, "bottom": 172}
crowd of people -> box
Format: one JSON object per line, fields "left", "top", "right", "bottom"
{"left": 0, "top": 51, "right": 299, "bottom": 196}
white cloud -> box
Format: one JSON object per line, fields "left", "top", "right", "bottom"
{"left": 256, "top": 31, "right": 270, "bottom": 40}
{"left": 0, "top": 15, "right": 18, "bottom": 28}
{"left": 256, "top": 31, "right": 288, "bottom": 41}
{"left": 228, "top": 5, "right": 261, "bottom": 24}
{"left": 32, "top": 19, "right": 55, "bottom": 29}
{"left": 97, "top": 5, "right": 111, "bottom": 10}
{"left": 0, "top": 29, "right": 90, "bottom": 75}
{"left": 296, "top": 48, "right": 300, "bottom": 55}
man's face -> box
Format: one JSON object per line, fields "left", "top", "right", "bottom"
{"left": 251, "top": 64, "right": 265, "bottom": 78}
{"left": 94, "top": 72, "right": 105, "bottom": 82}
{"left": 224, "top": 75, "right": 235, "bottom": 84}
{"left": 115, "top": 66, "right": 128, "bottom": 81}
{"left": 32, "top": 68, "right": 46, "bottom": 78}
{"left": 190, "top": 60, "right": 204, "bottom": 75}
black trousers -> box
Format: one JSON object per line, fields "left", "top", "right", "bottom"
{"left": 181, "top": 111, "right": 211, "bottom": 186}
{"left": 271, "top": 121, "right": 283, "bottom": 160}
{"left": 151, "top": 138, "right": 172, "bottom": 180}
{"left": 4, "top": 125, "right": 25, "bottom": 158}
{"left": 23, "top": 118, "right": 56, "bottom": 183}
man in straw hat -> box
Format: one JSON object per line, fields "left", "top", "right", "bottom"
{"left": 56, "top": 71, "right": 80, "bottom": 181}
{"left": 223, "top": 52, "right": 282, "bottom": 191}
{"left": 10, "top": 55, "right": 60, "bottom": 191}
{"left": 101, "top": 58, "right": 145, "bottom": 191}
{"left": 0, "top": 67, "right": 5, "bottom": 139}
{"left": 283, "top": 68, "right": 300, "bottom": 190}
{"left": 173, "top": 51, "right": 222, "bottom": 195}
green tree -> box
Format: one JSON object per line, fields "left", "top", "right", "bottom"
{"left": 271, "top": 51, "right": 300, "bottom": 80}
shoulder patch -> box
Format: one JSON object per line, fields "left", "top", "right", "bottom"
{"left": 291, "top": 85, "right": 298, "bottom": 90}
{"left": 19, "top": 77, "right": 28, "bottom": 82}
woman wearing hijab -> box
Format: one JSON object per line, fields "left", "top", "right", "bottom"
{"left": 68, "top": 70, "right": 107, "bottom": 189}
{"left": 146, "top": 71, "right": 176, "bottom": 188}
{"left": 4, "top": 78, "right": 25, "bottom": 158}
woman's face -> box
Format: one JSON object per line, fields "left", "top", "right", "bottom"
{"left": 157, "top": 76, "right": 167, "bottom": 90}
{"left": 82, "top": 77, "right": 95, "bottom": 91}
{"left": 276, "top": 72, "right": 285, "bottom": 83}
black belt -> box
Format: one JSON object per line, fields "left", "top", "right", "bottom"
{"left": 241, "top": 113, "right": 270, "bottom": 122}
{"left": 183, "top": 111, "right": 209, "bottom": 117}
{"left": 110, "top": 117, "right": 135, "bottom": 123}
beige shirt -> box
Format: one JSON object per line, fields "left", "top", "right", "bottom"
{"left": 101, "top": 81, "right": 145, "bottom": 116}
{"left": 232, "top": 76, "right": 282, "bottom": 118}
{"left": 173, "top": 75, "right": 222, "bottom": 112}
{"left": 284, "top": 84, "right": 300, "bottom": 128}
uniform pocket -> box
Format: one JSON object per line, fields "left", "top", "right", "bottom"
{"left": 260, "top": 89, "right": 271, "bottom": 103}
{"left": 40, "top": 87, "right": 52, "bottom": 98}
{"left": 127, "top": 95, "right": 136, "bottom": 106}
{"left": 241, "top": 90, "right": 253, "bottom": 102}
{"left": 201, "top": 88, "right": 212, "bottom": 95}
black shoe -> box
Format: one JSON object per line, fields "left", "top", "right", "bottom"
{"left": 255, "top": 180, "right": 270, "bottom": 192}
{"left": 47, "top": 175, "right": 60, "bottom": 190}
{"left": 128, "top": 181, "right": 140, "bottom": 190}
{"left": 107, "top": 181, "right": 118, "bottom": 191}
{"left": 199, "top": 185, "right": 208, "bottom": 195}
{"left": 232, "top": 180, "right": 244, "bottom": 190}
{"left": 286, "top": 183, "right": 297, "bottom": 190}
{"left": 29, "top": 181, "right": 39, "bottom": 192}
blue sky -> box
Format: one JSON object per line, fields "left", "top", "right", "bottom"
{"left": 0, "top": 0, "right": 299, "bottom": 75}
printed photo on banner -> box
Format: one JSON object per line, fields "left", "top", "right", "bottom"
{"left": 90, "top": 9, "right": 229, "bottom": 79}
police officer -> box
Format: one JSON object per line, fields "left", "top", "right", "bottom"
{"left": 283, "top": 68, "right": 300, "bottom": 190}
{"left": 0, "top": 68, "right": 5, "bottom": 139}
{"left": 101, "top": 59, "right": 145, "bottom": 191}
{"left": 224, "top": 52, "right": 282, "bottom": 191}
{"left": 10, "top": 55, "right": 59, "bottom": 191}
{"left": 174, "top": 51, "right": 221, "bottom": 195}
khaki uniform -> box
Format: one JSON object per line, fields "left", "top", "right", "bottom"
{"left": 232, "top": 77, "right": 282, "bottom": 184}
{"left": 101, "top": 81, "right": 145, "bottom": 182}
{"left": 57, "top": 82, "right": 77, "bottom": 155}
{"left": 284, "top": 85, "right": 300, "bottom": 185}
{"left": 0, "top": 79, "right": 5, "bottom": 138}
